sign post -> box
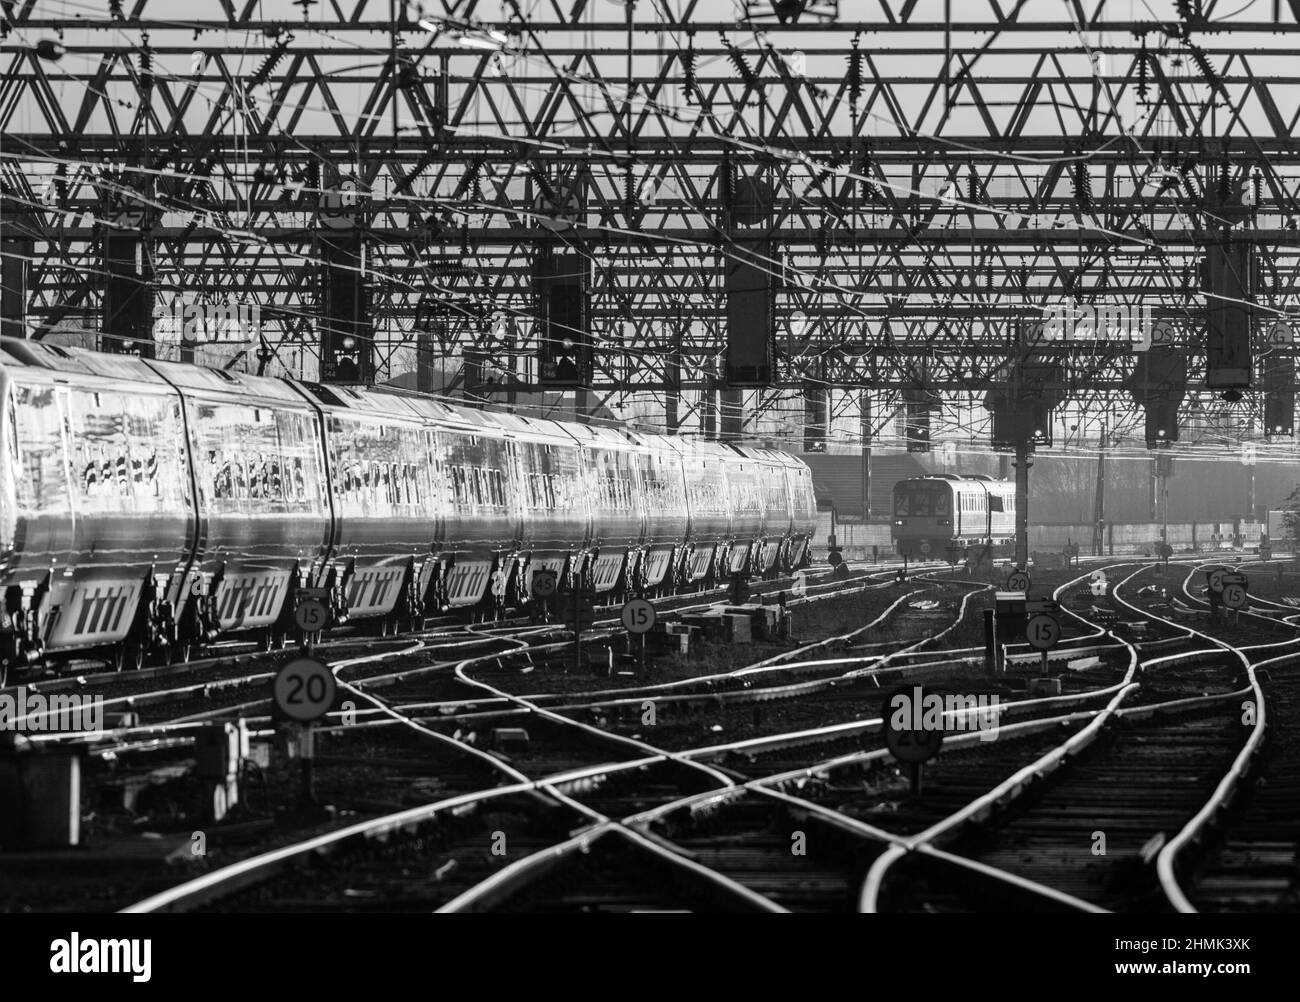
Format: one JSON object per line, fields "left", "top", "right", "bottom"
{"left": 621, "top": 598, "right": 657, "bottom": 673}
{"left": 531, "top": 568, "right": 558, "bottom": 625}
{"left": 294, "top": 588, "right": 332, "bottom": 654}
{"left": 1220, "top": 571, "right": 1248, "bottom": 621}
{"left": 883, "top": 685, "right": 944, "bottom": 798}
{"left": 271, "top": 656, "right": 338, "bottom": 806}
{"left": 1025, "top": 605, "right": 1062, "bottom": 676}
{"left": 563, "top": 568, "right": 595, "bottom": 672}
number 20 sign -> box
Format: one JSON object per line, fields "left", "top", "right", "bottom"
{"left": 272, "top": 657, "right": 338, "bottom": 723}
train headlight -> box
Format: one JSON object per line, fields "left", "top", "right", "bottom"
{"left": 894, "top": 519, "right": 905, "bottom": 526}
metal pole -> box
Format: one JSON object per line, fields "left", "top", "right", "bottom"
{"left": 861, "top": 390, "right": 872, "bottom": 519}
{"left": 1014, "top": 441, "right": 1031, "bottom": 570}
{"left": 1092, "top": 422, "right": 1106, "bottom": 556}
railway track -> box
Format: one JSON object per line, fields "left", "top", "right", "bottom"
{"left": 19, "top": 554, "right": 1292, "bottom": 914}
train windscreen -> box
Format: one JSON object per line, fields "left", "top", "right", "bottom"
{"left": 895, "top": 484, "right": 950, "bottom": 517}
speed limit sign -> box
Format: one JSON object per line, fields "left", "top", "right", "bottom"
{"left": 920, "top": 541, "right": 932, "bottom": 557}
{"left": 620, "top": 598, "right": 656, "bottom": 635}
{"left": 1008, "top": 570, "right": 1031, "bottom": 592}
{"left": 272, "top": 657, "right": 337, "bottom": 723}
{"left": 1208, "top": 568, "right": 1227, "bottom": 593}
{"left": 531, "top": 569, "right": 558, "bottom": 599}
{"left": 1222, "top": 583, "right": 1248, "bottom": 609}
{"left": 1026, "top": 613, "right": 1061, "bottom": 651}
{"left": 294, "top": 598, "right": 329, "bottom": 633}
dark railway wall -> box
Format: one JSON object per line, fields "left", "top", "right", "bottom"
{"left": 797, "top": 450, "right": 1299, "bottom": 525}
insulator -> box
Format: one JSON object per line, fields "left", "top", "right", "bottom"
{"left": 847, "top": 33, "right": 863, "bottom": 108}
{"left": 249, "top": 36, "right": 291, "bottom": 90}
{"left": 138, "top": 32, "right": 154, "bottom": 100}
{"left": 1071, "top": 161, "right": 1093, "bottom": 213}
{"left": 1186, "top": 42, "right": 1224, "bottom": 96}
{"left": 858, "top": 153, "right": 877, "bottom": 202}
{"left": 531, "top": 167, "right": 556, "bottom": 208}
{"left": 109, "top": 0, "right": 123, "bottom": 19}
{"left": 815, "top": 221, "right": 832, "bottom": 253}
{"left": 624, "top": 163, "right": 635, "bottom": 214}
{"left": 1174, "top": 0, "right": 1197, "bottom": 24}
{"left": 721, "top": 153, "right": 734, "bottom": 212}
{"left": 394, "top": 150, "right": 437, "bottom": 196}
{"left": 1252, "top": 170, "right": 1264, "bottom": 209}
{"left": 1218, "top": 164, "right": 1231, "bottom": 201}
{"left": 719, "top": 33, "right": 757, "bottom": 90}
{"left": 967, "top": 164, "right": 980, "bottom": 205}
{"left": 682, "top": 32, "right": 697, "bottom": 103}
{"left": 460, "top": 224, "right": 469, "bottom": 256}
{"left": 1137, "top": 37, "right": 1150, "bottom": 103}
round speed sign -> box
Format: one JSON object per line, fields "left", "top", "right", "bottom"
{"left": 531, "top": 569, "right": 558, "bottom": 599}
{"left": 1025, "top": 613, "right": 1062, "bottom": 651}
{"left": 1008, "top": 570, "right": 1031, "bottom": 592}
{"left": 1221, "top": 583, "right": 1248, "bottom": 610}
{"left": 272, "top": 657, "right": 337, "bottom": 723}
{"left": 294, "top": 598, "right": 329, "bottom": 633}
{"left": 620, "top": 598, "right": 657, "bottom": 635}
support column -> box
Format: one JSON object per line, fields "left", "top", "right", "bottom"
{"left": 802, "top": 378, "right": 827, "bottom": 452}
{"left": 0, "top": 236, "right": 32, "bottom": 338}
{"left": 575, "top": 387, "right": 591, "bottom": 425}
{"left": 1014, "top": 442, "right": 1031, "bottom": 570}
{"left": 860, "top": 390, "right": 872, "bottom": 520}
{"left": 101, "top": 232, "right": 154, "bottom": 357}
{"left": 665, "top": 327, "right": 681, "bottom": 432}
{"left": 702, "top": 354, "right": 717, "bottom": 439}
{"left": 1091, "top": 424, "right": 1106, "bottom": 557}
{"left": 1149, "top": 460, "right": 1158, "bottom": 522}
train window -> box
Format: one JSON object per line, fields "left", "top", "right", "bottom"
{"left": 935, "top": 493, "right": 950, "bottom": 516}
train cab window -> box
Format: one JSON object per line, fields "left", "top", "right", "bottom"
{"left": 935, "top": 492, "right": 950, "bottom": 516}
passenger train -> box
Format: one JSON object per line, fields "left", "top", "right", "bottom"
{"left": 0, "top": 339, "right": 817, "bottom": 678}
{"left": 891, "top": 474, "right": 1018, "bottom": 559}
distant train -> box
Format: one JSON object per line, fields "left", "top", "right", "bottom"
{"left": 0, "top": 338, "right": 817, "bottom": 678}
{"left": 891, "top": 475, "right": 1017, "bottom": 559}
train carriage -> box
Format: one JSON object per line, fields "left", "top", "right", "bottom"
{"left": 738, "top": 446, "right": 799, "bottom": 577}
{"left": 569, "top": 423, "right": 649, "bottom": 596}
{"left": 295, "top": 383, "right": 443, "bottom": 631}
{"left": 773, "top": 451, "right": 818, "bottom": 572}
{"left": 892, "top": 474, "right": 1017, "bottom": 559}
{"left": 0, "top": 337, "right": 822, "bottom": 673}
{"left": 629, "top": 432, "right": 690, "bottom": 594}
{"left": 721, "top": 446, "right": 767, "bottom": 577}
{"left": 0, "top": 341, "right": 195, "bottom": 669}
{"left": 507, "top": 412, "right": 590, "bottom": 603}
{"left": 427, "top": 404, "right": 523, "bottom": 609}
{"left": 665, "top": 439, "right": 733, "bottom": 586}
{"left": 147, "top": 359, "right": 332, "bottom": 650}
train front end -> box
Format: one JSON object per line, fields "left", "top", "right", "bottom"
{"left": 891, "top": 478, "right": 955, "bottom": 559}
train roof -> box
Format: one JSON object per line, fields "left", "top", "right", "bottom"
{"left": 898, "top": 474, "right": 1008, "bottom": 483}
